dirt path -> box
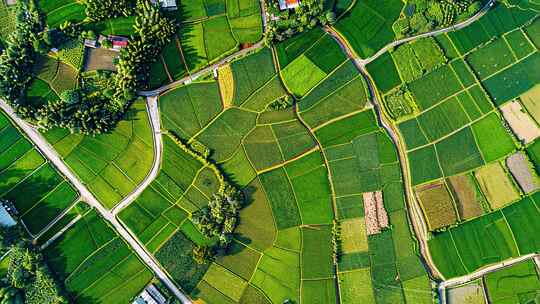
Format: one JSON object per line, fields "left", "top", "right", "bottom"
{"left": 323, "top": 26, "right": 442, "bottom": 280}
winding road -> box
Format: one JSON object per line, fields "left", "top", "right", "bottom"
{"left": 323, "top": 25, "right": 442, "bottom": 280}
{"left": 0, "top": 100, "right": 192, "bottom": 304}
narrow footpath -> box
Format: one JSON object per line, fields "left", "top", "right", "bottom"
{"left": 323, "top": 26, "right": 442, "bottom": 280}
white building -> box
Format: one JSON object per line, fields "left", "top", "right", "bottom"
{"left": 151, "top": 0, "right": 177, "bottom": 10}
{"left": 0, "top": 205, "right": 16, "bottom": 227}
{"left": 133, "top": 284, "right": 167, "bottom": 304}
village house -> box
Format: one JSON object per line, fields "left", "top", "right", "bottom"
{"left": 0, "top": 200, "right": 17, "bottom": 227}
{"left": 278, "top": 0, "right": 300, "bottom": 10}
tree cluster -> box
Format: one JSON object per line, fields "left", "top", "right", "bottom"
{"left": 6, "top": 243, "right": 67, "bottom": 304}
{"left": 0, "top": 0, "right": 44, "bottom": 107}
{"left": 265, "top": 0, "right": 335, "bottom": 43}
{"left": 393, "top": 0, "right": 482, "bottom": 38}
{"left": 0, "top": 0, "right": 178, "bottom": 135}
{"left": 80, "top": 0, "right": 136, "bottom": 22}
{"left": 114, "top": 0, "right": 177, "bottom": 95}
{"left": 0, "top": 223, "right": 67, "bottom": 304}
{"left": 192, "top": 186, "right": 243, "bottom": 249}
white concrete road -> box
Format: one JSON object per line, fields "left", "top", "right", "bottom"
{"left": 0, "top": 1, "right": 503, "bottom": 302}
{"left": 111, "top": 96, "right": 163, "bottom": 216}
{"left": 438, "top": 254, "right": 539, "bottom": 304}
{"left": 0, "top": 100, "right": 192, "bottom": 304}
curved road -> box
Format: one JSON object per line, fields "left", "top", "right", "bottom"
{"left": 111, "top": 96, "right": 163, "bottom": 216}
{"left": 357, "top": 0, "right": 495, "bottom": 65}
{"left": 322, "top": 26, "right": 442, "bottom": 279}
{"left": 0, "top": 1, "right": 501, "bottom": 302}
{"left": 0, "top": 100, "right": 192, "bottom": 304}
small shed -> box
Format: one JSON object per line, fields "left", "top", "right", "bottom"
{"left": 132, "top": 284, "right": 166, "bottom": 304}
{"left": 151, "top": 0, "right": 177, "bottom": 10}
{"left": 84, "top": 39, "right": 98, "bottom": 48}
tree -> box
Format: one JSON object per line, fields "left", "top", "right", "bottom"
{"left": 59, "top": 89, "right": 80, "bottom": 105}
{"left": 192, "top": 245, "right": 214, "bottom": 265}
{"left": 325, "top": 11, "right": 336, "bottom": 24}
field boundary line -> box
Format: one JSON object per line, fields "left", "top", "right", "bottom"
{"left": 0, "top": 161, "right": 47, "bottom": 198}
{"left": 20, "top": 179, "right": 73, "bottom": 218}
{"left": 310, "top": 108, "right": 370, "bottom": 132}
{"left": 160, "top": 55, "right": 174, "bottom": 82}
{"left": 32, "top": 196, "right": 81, "bottom": 240}
{"left": 64, "top": 237, "right": 118, "bottom": 282}
{"left": 256, "top": 146, "right": 319, "bottom": 175}
{"left": 298, "top": 73, "right": 363, "bottom": 114}
{"left": 39, "top": 213, "right": 82, "bottom": 250}
{"left": 294, "top": 97, "right": 342, "bottom": 303}
{"left": 406, "top": 107, "right": 496, "bottom": 153}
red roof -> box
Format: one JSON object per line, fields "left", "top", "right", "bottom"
{"left": 112, "top": 40, "right": 128, "bottom": 47}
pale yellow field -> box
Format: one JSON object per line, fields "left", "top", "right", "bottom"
{"left": 474, "top": 162, "right": 520, "bottom": 210}
{"left": 218, "top": 64, "right": 234, "bottom": 107}
{"left": 500, "top": 100, "right": 540, "bottom": 144}
{"left": 341, "top": 218, "right": 368, "bottom": 253}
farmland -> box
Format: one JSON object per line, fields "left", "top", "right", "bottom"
{"left": 43, "top": 206, "right": 153, "bottom": 303}
{"left": 113, "top": 38, "right": 434, "bottom": 302}
{"left": 43, "top": 100, "right": 154, "bottom": 209}
{"left": 1, "top": 0, "right": 539, "bottom": 302}
{"left": 0, "top": 111, "right": 79, "bottom": 235}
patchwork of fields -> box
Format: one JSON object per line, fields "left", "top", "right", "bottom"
{"left": 42, "top": 206, "right": 154, "bottom": 303}
{"left": 42, "top": 100, "right": 155, "bottom": 209}
{"left": 111, "top": 42, "right": 436, "bottom": 303}
{"left": 0, "top": 111, "right": 79, "bottom": 235}
{"left": 4, "top": 0, "right": 540, "bottom": 302}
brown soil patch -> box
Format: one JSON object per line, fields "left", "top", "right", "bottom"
{"left": 500, "top": 100, "right": 540, "bottom": 144}
{"left": 83, "top": 47, "right": 117, "bottom": 72}
{"left": 363, "top": 191, "right": 388, "bottom": 235}
{"left": 416, "top": 181, "right": 458, "bottom": 231}
{"left": 447, "top": 174, "right": 485, "bottom": 221}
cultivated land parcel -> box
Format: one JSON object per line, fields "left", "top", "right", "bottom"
{"left": 0, "top": 0, "right": 540, "bottom": 303}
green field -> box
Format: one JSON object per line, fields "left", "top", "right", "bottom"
{"left": 334, "top": 0, "right": 403, "bottom": 58}
{"left": 484, "top": 260, "right": 540, "bottom": 304}
{"left": 0, "top": 112, "right": 78, "bottom": 235}
{"left": 44, "top": 208, "right": 152, "bottom": 303}
{"left": 43, "top": 100, "right": 154, "bottom": 209}
{"left": 429, "top": 194, "right": 540, "bottom": 279}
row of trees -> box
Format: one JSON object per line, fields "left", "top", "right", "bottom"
{"left": 0, "top": 0, "right": 178, "bottom": 135}
{"left": 265, "top": 0, "right": 336, "bottom": 43}
{"left": 80, "top": 0, "right": 136, "bottom": 22}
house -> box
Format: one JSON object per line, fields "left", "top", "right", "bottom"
{"left": 151, "top": 0, "right": 177, "bottom": 10}
{"left": 278, "top": 0, "right": 300, "bottom": 10}
{"left": 0, "top": 201, "right": 17, "bottom": 227}
{"left": 109, "top": 35, "right": 129, "bottom": 50}
{"left": 132, "top": 284, "right": 166, "bottom": 304}
{"left": 84, "top": 39, "right": 98, "bottom": 48}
